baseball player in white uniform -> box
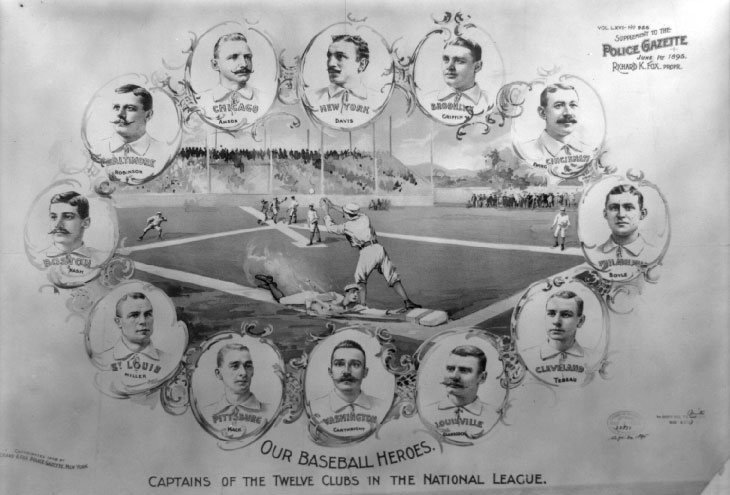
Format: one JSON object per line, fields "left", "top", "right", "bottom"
{"left": 287, "top": 196, "right": 299, "bottom": 225}
{"left": 551, "top": 206, "right": 570, "bottom": 251}
{"left": 307, "top": 204, "right": 322, "bottom": 245}
{"left": 139, "top": 211, "right": 167, "bottom": 241}
{"left": 321, "top": 198, "right": 420, "bottom": 310}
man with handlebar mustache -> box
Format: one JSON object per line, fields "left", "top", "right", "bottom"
{"left": 42, "top": 190, "right": 106, "bottom": 276}
{"left": 101, "top": 84, "right": 166, "bottom": 183}
{"left": 422, "top": 345, "right": 498, "bottom": 438}
{"left": 520, "top": 83, "right": 594, "bottom": 163}
{"left": 310, "top": 340, "right": 386, "bottom": 437}
{"left": 197, "top": 32, "right": 262, "bottom": 127}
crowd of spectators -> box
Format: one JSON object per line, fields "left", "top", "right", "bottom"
{"left": 468, "top": 190, "right": 580, "bottom": 209}
{"left": 118, "top": 146, "right": 426, "bottom": 195}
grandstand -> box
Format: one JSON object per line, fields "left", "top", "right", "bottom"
{"left": 116, "top": 147, "right": 431, "bottom": 196}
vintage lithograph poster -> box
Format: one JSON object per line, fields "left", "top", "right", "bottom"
{"left": 1, "top": 0, "right": 728, "bottom": 494}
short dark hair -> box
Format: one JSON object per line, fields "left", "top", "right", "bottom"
{"left": 115, "top": 84, "right": 153, "bottom": 111}
{"left": 547, "top": 290, "right": 584, "bottom": 317}
{"left": 445, "top": 37, "right": 482, "bottom": 62}
{"left": 115, "top": 292, "right": 150, "bottom": 318}
{"left": 216, "top": 343, "right": 251, "bottom": 368}
{"left": 213, "top": 32, "right": 248, "bottom": 59}
{"left": 331, "top": 339, "right": 366, "bottom": 366}
{"left": 539, "top": 83, "right": 577, "bottom": 108}
{"left": 450, "top": 345, "right": 487, "bottom": 374}
{"left": 331, "top": 34, "right": 369, "bottom": 62}
{"left": 605, "top": 184, "right": 644, "bottom": 210}
{"left": 50, "top": 191, "right": 89, "bottom": 219}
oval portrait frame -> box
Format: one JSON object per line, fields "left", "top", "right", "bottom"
{"left": 512, "top": 277, "right": 609, "bottom": 388}
{"left": 511, "top": 74, "right": 606, "bottom": 180}
{"left": 24, "top": 179, "right": 118, "bottom": 289}
{"left": 81, "top": 74, "right": 183, "bottom": 185}
{"left": 299, "top": 22, "right": 395, "bottom": 131}
{"left": 189, "top": 331, "right": 285, "bottom": 449}
{"left": 578, "top": 172, "right": 671, "bottom": 283}
{"left": 412, "top": 24, "right": 504, "bottom": 127}
{"left": 84, "top": 280, "right": 189, "bottom": 398}
{"left": 185, "top": 22, "right": 280, "bottom": 132}
{"left": 415, "top": 328, "right": 507, "bottom": 446}
{"left": 304, "top": 326, "right": 396, "bottom": 446}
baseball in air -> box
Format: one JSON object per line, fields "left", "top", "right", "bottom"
{"left": 308, "top": 188, "right": 315, "bottom": 194}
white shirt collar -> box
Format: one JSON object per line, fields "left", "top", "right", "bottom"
{"left": 325, "top": 82, "right": 368, "bottom": 101}
{"left": 437, "top": 83, "right": 483, "bottom": 106}
{"left": 436, "top": 397, "right": 484, "bottom": 416}
{"left": 599, "top": 234, "right": 649, "bottom": 257}
{"left": 210, "top": 83, "right": 256, "bottom": 103}
{"left": 539, "top": 340, "right": 586, "bottom": 361}
{"left": 537, "top": 130, "right": 586, "bottom": 157}
{"left": 109, "top": 132, "right": 152, "bottom": 156}
{"left": 218, "top": 392, "right": 264, "bottom": 412}
{"left": 45, "top": 242, "right": 91, "bottom": 258}
{"left": 111, "top": 338, "right": 161, "bottom": 361}
{"left": 328, "top": 390, "right": 375, "bottom": 413}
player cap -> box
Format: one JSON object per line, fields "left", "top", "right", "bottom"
{"left": 343, "top": 203, "right": 360, "bottom": 215}
{"left": 560, "top": 206, "right": 566, "bottom": 211}
{"left": 156, "top": 211, "right": 162, "bottom": 214}
{"left": 343, "top": 283, "right": 360, "bottom": 293}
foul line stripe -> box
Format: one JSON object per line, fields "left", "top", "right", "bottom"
{"left": 123, "top": 226, "right": 272, "bottom": 253}
{"left": 443, "top": 262, "right": 589, "bottom": 328}
{"left": 288, "top": 224, "right": 581, "bottom": 256}
{"left": 133, "top": 262, "right": 277, "bottom": 303}
{"left": 377, "top": 232, "right": 582, "bottom": 256}
{"left": 239, "top": 206, "right": 320, "bottom": 247}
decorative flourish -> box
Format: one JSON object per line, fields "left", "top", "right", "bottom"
{"left": 605, "top": 283, "right": 640, "bottom": 314}
{"left": 160, "top": 365, "right": 191, "bottom": 415}
{"left": 573, "top": 269, "right": 613, "bottom": 298}
{"left": 537, "top": 65, "right": 562, "bottom": 78}
{"left": 432, "top": 12, "right": 453, "bottom": 25}
{"left": 585, "top": 150, "right": 617, "bottom": 178}
{"left": 93, "top": 178, "right": 116, "bottom": 198}
{"left": 306, "top": 321, "right": 338, "bottom": 343}
{"left": 377, "top": 368, "right": 417, "bottom": 431}
{"left": 250, "top": 112, "right": 301, "bottom": 143}
{"left": 386, "top": 37, "right": 416, "bottom": 115}
{"left": 626, "top": 168, "right": 646, "bottom": 182}
{"left": 277, "top": 50, "right": 300, "bottom": 105}
{"left": 155, "top": 71, "right": 205, "bottom": 129}
{"left": 279, "top": 354, "right": 307, "bottom": 424}
{"left": 98, "top": 256, "right": 135, "bottom": 288}
{"left": 347, "top": 13, "right": 368, "bottom": 23}
{"left": 242, "top": 321, "right": 274, "bottom": 338}
{"left": 496, "top": 336, "right": 526, "bottom": 389}
{"left": 431, "top": 11, "right": 473, "bottom": 39}
{"left": 540, "top": 275, "right": 567, "bottom": 292}
{"left": 66, "top": 285, "right": 98, "bottom": 315}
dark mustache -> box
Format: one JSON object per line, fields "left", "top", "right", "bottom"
{"left": 556, "top": 116, "right": 577, "bottom": 124}
{"left": 337, "top": 374, "right": 355, "bottom": 382}
{"left": 234, "top": 68, "right": 254, "bottom": 74}
{"left": 49, "top": 227, "right": 70, "bottom": 234}
{"left": 441, "top": 380, "right": 464, "bottom": 388}
{"left": 111, "top": 119, "right": 130, "bottom": 125}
